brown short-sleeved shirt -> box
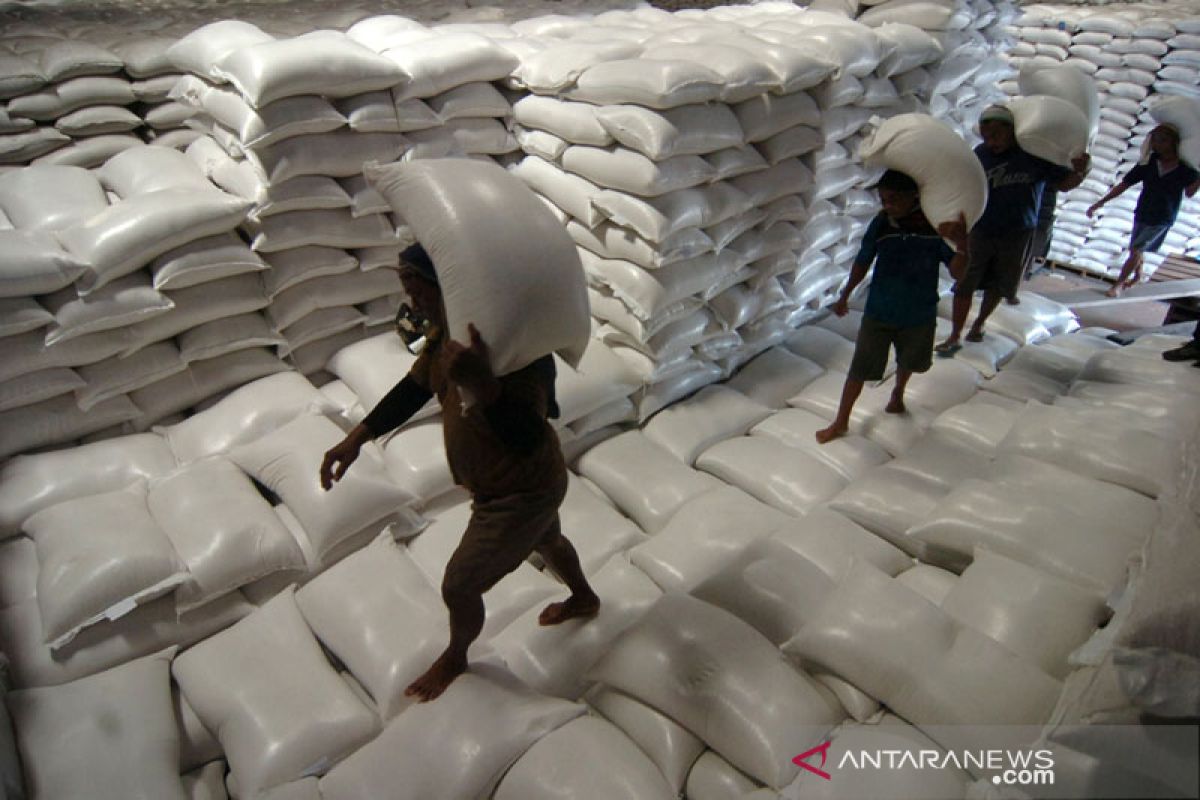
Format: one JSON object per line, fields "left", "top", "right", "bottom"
{"left": 410, "top": 327, "right": 565, "bottom": 498}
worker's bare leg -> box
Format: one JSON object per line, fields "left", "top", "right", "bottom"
{"left": 405, "top": 580, "right": 483, "bottom": 702}
{"left": 536, "top": 530, "right": 600, "bottom": 625}
{"left": 887, "top": 370, "right": 913, "bottom": 414}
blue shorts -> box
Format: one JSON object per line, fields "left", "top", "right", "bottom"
{"left": 1130, "top": 221, "right": 1171, "bottom": 254}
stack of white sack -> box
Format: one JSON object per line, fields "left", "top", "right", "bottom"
{"left": 852, "top": 0, "right": 1019, "bottom": 140}
{"left": 498, "top": 3, "right": 947, "bottom": 421}
{"left": 0, "top": 2, "right": 370, "bottom": 168}
{"left": 163, "top": 16, "right": 526, "bottom": 379}
{"left": 0, "top": 149, "right": 314, "bottom": 459}
{"left": 163, "top": 20, "right": 412, "bottom": 375}
{"left": 0, "top": 26, "right": 147, "bottom": 168}
{"left": 1007, "top": 3, "right": 1200, "bottom": 276}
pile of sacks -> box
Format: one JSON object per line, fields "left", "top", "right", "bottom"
{"left": 1005, "top": 2, "right": 1200, "bottom": 277}
{"left": 0, "top": 27, "right": 196, "bottom": 168}
{"left": 2, "top": 301, "right": 1195, "bottom": 798}
{"left": 497, "top": 4, "right": 954, "bottom": 419}
{"left": 848, "top": 0, "right": 1020, "bottom": 139}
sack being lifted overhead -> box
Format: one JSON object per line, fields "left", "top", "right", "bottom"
{"left": 857, "top": 112, "right": 987, "bottom": 234}
{"left": 1018, "top": 63, "right": 1100, "bottom": 140}
{"left": 365, "top": 158, "right": 591, "bottom": 378}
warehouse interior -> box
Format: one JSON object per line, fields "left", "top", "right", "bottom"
{"left": 2, "top": 0, "right": 1199, "bottom": 798}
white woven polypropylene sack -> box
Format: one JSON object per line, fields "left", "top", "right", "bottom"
{"left": 941, "top": 548, "right": 1108, "bottom": 679}
{"left": 695, "top": 435, "right": 849, "bottom": 517}
{"left": 574, "top": 430, "right": 724, "bottom": 534}
{"left": 385, "top": 32, "right": 519, "bottom": 101}
{"left": 511, "top": 40, "right": 642, "bottom": 94}
{"left": 172, "top": 588, "right": 380, "bottom": 798}
{"left": 1147, "top": 94, "right": 1200, "bottom": 166}
{"left": 228, "top": 414, "right": 419, "bottom": 559}
{"left": 0, "top": 230, "right": 90, "bottom": 299}
{"left": 588, "top": 593, "right": 845, "bottom": 789}
{"left": 0, "top": 163, "right": 109, "bottom": 230}
{"left": 783, "top": 560, "right": 1062, "bottom": 757}
{"left": 212, "top": 31, "right": 405, "bottom": 107}
{"left": 319, "top": 663, "right": 583, "bottom": 800}
{"left": 489, "top": 556, "right": 663, "bottom": 699}
{"left": 594, "top": 103, "right": 745, "bottom": 161}
{"left": 59, "top": 188, "right": 254, "bottom": 295}
{"left": 159, "top": 370, "right": 334, "bottom": 463}
{"left": 366, "top": 158, "right": 590, "bottom": 374}
{"left": 26, "top": 481, "right": 187, "bottom": 650}
{"left": 494, "top": 715, "right": 676, "bottom": 800}
{"left": 148, "top": 457, "right": 306, "bottom": 612}
{"left": 10, "top": 648, "right": 187, "bottom": 800}
{"left": 1009, "top": 94, "right": 1091, "bottom": 168}
{"left": 566, "top": 59, "right": 725, "bottom": 109}
{"left": 166, "top": 20, "right": 276, "bottom": 82}
{"left": 910, "top": 454, "right": 1154, "bottom": 591}
{"left": 997, "top": 401, "right": 1179, "bottom": 498}
{"left": 294, "top": 532, "right": 444, "bottom": 720}
{"left": 858, "top": 112, "right": 986, "bottom": 229}
{"left": 1018, "top": 63, "right": 1100, "bottom": 137}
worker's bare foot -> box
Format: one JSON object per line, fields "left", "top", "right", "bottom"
{"left": 404, "top": 651, "right": 467, "bottom": 702}
{"left": 539, "top": 593, "right": 600, "bottom": 625}
{"left": 885, "top": 396, "right": 906, "bottom": 414}
{"left": 1105, "top": 285, "right": 1123, "bottom": 298}
{"left": 815, "top": 423, "right": 847, "bottom": 444}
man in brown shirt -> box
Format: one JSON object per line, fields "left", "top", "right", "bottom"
{"left": 320, "top": 243, "right": 599, "bottom": 702}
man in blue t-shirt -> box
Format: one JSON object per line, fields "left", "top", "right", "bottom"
{"left": 935, "top": 105, "right": 1090, "bottom": 355}
{"left": 816, "top": 170, "right": 969, "bottom": 444}
{"left": 1087, "top": 123, "right": 1200, "bottom": 297}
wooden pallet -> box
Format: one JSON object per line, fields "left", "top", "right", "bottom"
{"left": 1151, "top": 254, "right": 1200, "bottom": 282}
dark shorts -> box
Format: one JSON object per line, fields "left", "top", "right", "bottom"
{"left": 1023, "top": 221, "right": 1053, "bottom": 273}
{"left": 848, "top": 316, "right": 936, "bottom": 382}
{"left": 442, "top": 469, "right": 568, "bottom": 596}
{"left": 1129, "top": 221, "right": 1171, "bottom": 254}
{"left": 955, "top": 229, "right": 1034, "bottom": 298}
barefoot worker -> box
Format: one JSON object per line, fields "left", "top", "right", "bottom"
{"left": 320, "top": 243, "right": 599, "bottom": 702}
{"left": 935, "top": 104, "right": 1089, "bottom": 354}
{"left": 816, "top": 170, "right": 969, "bottom": 444}
{"left": 1087, "top": 123, "right": 1199, "bottom": 297}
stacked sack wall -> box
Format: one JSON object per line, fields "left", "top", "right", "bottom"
{"left": 3, "top": 0, "right": 1020, "bottom": 453}
{"left": 1005, "top": 1, "right": 1200, "bottom": 278}
{"left": 2, "top": 4, "right": 1200, "bottom": 799}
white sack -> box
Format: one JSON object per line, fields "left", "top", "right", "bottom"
{"left": 493, "top": 715, "right": 676, "bottom": 800}
{"left": 318, "top": 664, "right": 583, "bottom": 800}
{"left": 367, "top": 158, "right": 590, "bottom": 374}
{"left": 172, "top": 588, "right": 380, "bottom": 798}
{"left": 148, "top": 457, "right": 306, "bottom": 611}
{"left": 26, "top": 481, "right": 186, "bottom": 649}
{"left": 858, "top": 112, "right": 987, "bottom": 229}
{"left": 228, "top": 414, "right": 419, "bottom": 559}
{"left": 1009, "top": 94, "right": 1091, "bottom": 168}
{"left": 588, "top": 593, "right": 845, "bottom": 789}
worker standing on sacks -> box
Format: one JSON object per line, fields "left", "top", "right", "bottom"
{"left": 320, "top": 159, "right": 598, "bottom": 703}
{"left": 815, "top": 169, "right": 969, "bottom": 444}
{"left": 935, "top": 104, "right": 1090, "bottom": 355}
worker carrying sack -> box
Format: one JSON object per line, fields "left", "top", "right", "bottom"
{"left": 857, "top": 112, "right": 987, "bottom": 233}
{"left": 365, "top": 158, "right": 591, "bottom": 378}
{"left": 1018, "top": 63, "right": 1100, "bottom": 139}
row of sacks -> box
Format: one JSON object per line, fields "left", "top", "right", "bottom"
{"left": 0, "top": 146, "right": 406, "bottom": 459}
{"left": 1007, "top": 4, "right": 1200, "bottom": 276}
{"left": 493, "top": 7, "right": 956, "bottom": 421}
{"left": 4, "top": 316, "right": 1191, "bottom": 798}
{"left": 0, "top": 29, "right": 200, "bottom": 167}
